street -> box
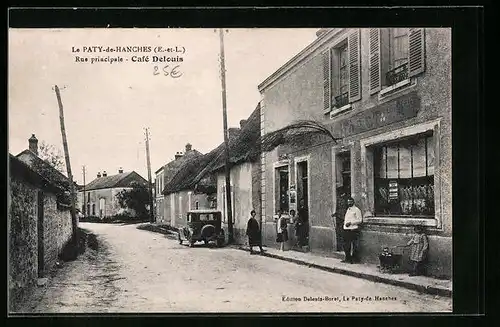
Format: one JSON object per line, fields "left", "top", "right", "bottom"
{"left": 24, "top": 222, "right": 452, "bottom": 313}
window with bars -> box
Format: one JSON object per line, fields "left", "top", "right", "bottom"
{"left": 386, "top": 28, "right": 410, "bottom": 86}
{"left": 373, "top": 132, "right": 435, "bottom": 217}
{"left": 369, "top": 28, "right": 425, "bottom": 94}
{"left": 322, "top": 30, "right": 361, "bottom": 113}
{"left": 391, "top": 28, "right": 409, "bottom": 69}
{"left": 335, "top": 43, "right": 349, "bottom": 107}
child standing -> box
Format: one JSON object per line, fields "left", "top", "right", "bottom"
{"left": 276, "top": 211, "right": 288, "bottom": 251}
{"left": 407, "top": 226, "right": 429, "bottom": 276}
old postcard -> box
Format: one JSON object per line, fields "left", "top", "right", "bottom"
{"left": 8, "top": 24, "right": 453, "bottom": 313}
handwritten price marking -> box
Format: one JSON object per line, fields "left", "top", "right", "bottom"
{"left": 153, "top": 65, "right": 183, "bottom": 78}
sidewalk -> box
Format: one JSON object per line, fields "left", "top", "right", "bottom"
{"left": 234, "top": 245, "right": 452, "bottom": 298}
{"left": 141, "top": 223, "right": 452, "bottom": 298}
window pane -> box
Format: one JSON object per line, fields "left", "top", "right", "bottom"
{"left": 340, "top": 69, "right": 348, "bottom": 87}
{"left": 413, "top": 137, "right": 427, "bottom": 177}
{"left": 399, "top": 143, "right": 412, "bottom": 178}
{"left": 377, "top": 147, "right": 387, "bottom": 178}
{"left": 426, "top": 135, "right": 435, "bottom": 175}
{"left": 373, "top": 133, "right": 435, "bottom": 217}
{"left": 386, "top": 146, "right": 399, "bottom": 178}
{"left": 339, "top": 45, "right": 347, "bottom": 67}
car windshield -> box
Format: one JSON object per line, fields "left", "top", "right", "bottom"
{"left": 199, "top": 214, "right": 214, "bottom": 221}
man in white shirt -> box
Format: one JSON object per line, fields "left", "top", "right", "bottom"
{"left": 342, "top": 197, "right": 363, "bottom": 264}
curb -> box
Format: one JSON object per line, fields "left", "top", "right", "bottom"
{"left": 235, "top": 246, "right": 451, "bottom": 298}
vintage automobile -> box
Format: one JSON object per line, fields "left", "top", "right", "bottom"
{"left": 177, "top": 209, "right": 225, "bottom": 247}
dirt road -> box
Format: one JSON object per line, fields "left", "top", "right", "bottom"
{"left": 23, "top": 222, "right": 452, "bottom": 313}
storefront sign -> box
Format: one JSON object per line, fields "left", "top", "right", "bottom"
{"left": 335, "top": 91, "right": 420, "bottom": 138}
{"left": 289, "top": 185, "right": 296, "bottom": 204}
{"left": 388, "top": 181, "right": 399, "bottom": 200}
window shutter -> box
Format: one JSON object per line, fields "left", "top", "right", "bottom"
{"left": 348, "top": 29, "right": 361, "bottom": 102}
{"left": 369, "top": 28, "right": 381, "bottom": 94}
{"left": 322, "top": 50, "right": 331, "bottom": 113}
{"left": 408, "top": 28, "right": 426, "bottom": 77}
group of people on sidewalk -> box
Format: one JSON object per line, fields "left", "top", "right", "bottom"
{"left": 245, "top": 195, "right": 429, "bottom": 276}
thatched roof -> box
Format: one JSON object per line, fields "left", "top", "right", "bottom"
{"left": 162, "top": 131, "right": 241, "bottom": 195}
{"left": 260, "top": 120, "right": 340, "bottom": 152}
{"left": 211, "top": 103, "right": 261, "bottom": 172}
{"left": 162, "top": 148, "right": 219, "bottom": 195}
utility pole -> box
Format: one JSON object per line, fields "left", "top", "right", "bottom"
{"left": 219, "top": 28, "right": 234, "bottom": 244}
{"left": 54, "top": 85, "right": 78, "bottom": 247}
{"left": 144, "top": 128, "right": 154, "bottom": 223}
{"left": 82, "top": 165, "right": 86, "bottom": 217}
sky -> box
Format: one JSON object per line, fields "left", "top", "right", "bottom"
{"left": 9, "top": 28, "right": 317, "bottom": 185}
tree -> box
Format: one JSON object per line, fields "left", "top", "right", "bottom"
{"left": 115, "top": 182, "right": 150, "bottom": 219}
{"left": 38, "top": 141, "right": 65, "bottom": 173}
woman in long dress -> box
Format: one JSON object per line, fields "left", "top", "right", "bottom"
{"left": 246, "top": 210, "right": 264, "bottom": 254}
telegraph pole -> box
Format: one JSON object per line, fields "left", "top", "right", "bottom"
{"left": 144, "top": 128, "right": 154, "bottom": 223}
{"left": 219, "top": 28, "right": 234, "bottom": 244}
{"left": 82, "top": 165, "right": 86, "bottom": 217}
{"left": 54, "top": 85, "right": 78, "bottom": 247}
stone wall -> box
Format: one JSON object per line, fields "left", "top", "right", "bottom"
{"left": 9, "top": 177, "right": 38, "bottom": 311}
{"left": 42, "top": 194, "right": 73, "bottom": 273}
{"left": 9, "top": 174, "right": 73, "bottom": 311}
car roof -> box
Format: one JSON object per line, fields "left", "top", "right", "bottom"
{"left": 188, "top": 209, "right": 221, "bottom": 214}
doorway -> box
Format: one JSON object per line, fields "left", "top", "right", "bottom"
{"left": 37, "top": 191, "right": 44, "bottom": 277}
{"left": 296, "top": 161, "right": 309, "bottom": 209}
{"left": 296, "top": 160, "right": 309, "bottom": 248}
{"left": 335, "top": 151, "right": 351, "bottom": 251}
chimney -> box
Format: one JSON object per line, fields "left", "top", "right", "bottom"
{"left": 97, "top": 171, "right": 101, "bottom": 178}
{"left": 185, "top": 143, "right": 192, "bottom": 152}
{"left": 119, "top": 167, "right": 123, "bottom": 174}
{"left": 174, "top": 151, "right": 184, "bottom": 160}
{"left": 29, "top": 134, "right": 38, "bottom": 155}
{"left": 239, "top": 120, "right": 247, "bottom": 129}
{"left": 102, "top": 171, "right": 107, "bottom": 177}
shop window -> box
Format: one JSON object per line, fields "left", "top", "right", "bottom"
{"left": 373, "top": 132, "right": 434, "bottom": 217}
{"left": 274, "top": 166, "right": 289, "bottom": 214}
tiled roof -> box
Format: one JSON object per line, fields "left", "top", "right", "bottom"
{"left": 84, "top": 171, "right": 148, "bottom": 191}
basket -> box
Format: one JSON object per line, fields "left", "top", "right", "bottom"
{"left": 378, "top": 246, "right": 406, "bottom": 274}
